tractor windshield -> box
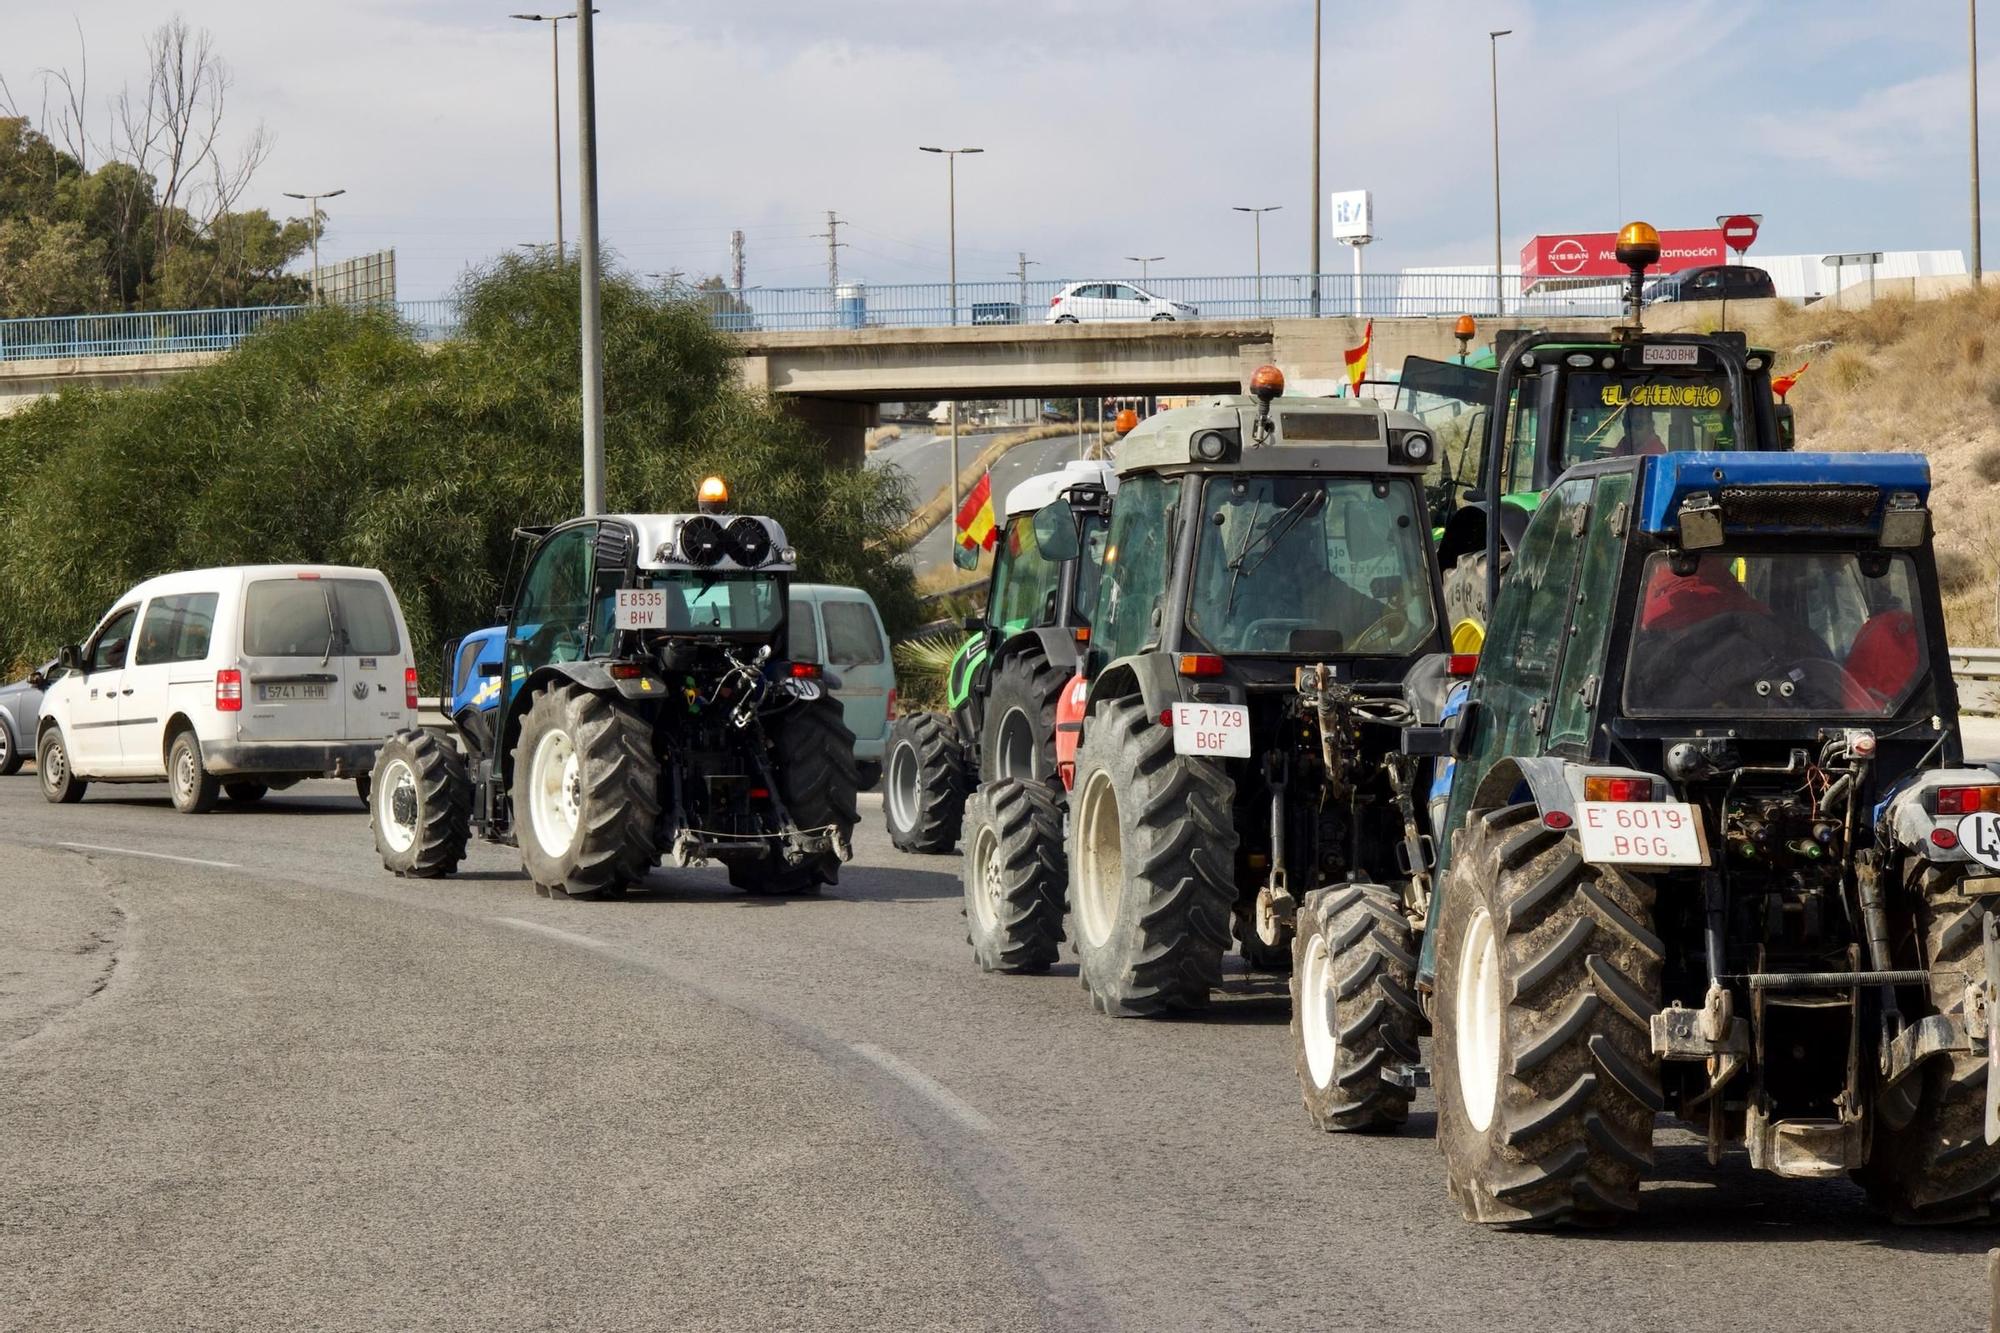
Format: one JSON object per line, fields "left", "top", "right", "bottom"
{"left": 1186, "top": 475, "right": 1435, "bottom": 656}
{"left": 1072, "top": 512, "right": 1111, "bottom": 625}
{"left": 1622, "top": 552, "right": 1927, "bottom": 717}
{"left": 1563, "top": 370, "right": 1739, "bottom": 462}
{"left": 644, "top": 571, "right": 785, "bottom": 634}
{"left": 989, "top": 512, "right": 1062, "bottom": 631}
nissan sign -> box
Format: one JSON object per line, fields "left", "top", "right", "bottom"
{"left": 1519, "top": 228, "right": 1727, "bottom": 287}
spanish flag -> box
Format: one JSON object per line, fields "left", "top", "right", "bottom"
{"left": 956, "top": 471, "right": 998, "bottom": 556}
{"left": 1344, "top": 319, "right": 1373, "bottom": 396}
{"left": 1771, "top": 361, "right": 1809, "bottom": 402}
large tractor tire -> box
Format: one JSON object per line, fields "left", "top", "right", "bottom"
{"left": 512, "top": 684, "right": 660, "bottom": 899}
{"left": 1433, "top": 802, "right": 1663, "bottom": 1226}
{"left": 1291, "top": 881, "right": 1424, "bottom": 1131}
{"left": 884, "top": 711, "right": 967, "bottom": 853}
{"left": 980, "top": 648, "right": 1066, "bottom": 784}
{"left": 962, "top": 777, "right": 1067, "bottom": 973}
{"left": 1862, "top": 888, "right": 2000, "bottom": 1222}
{"left": 1442, "top": 550, "right": 1510, "bottom": 654}
{"left": 1068, "top": 696, "right": 1238, "bottom": 1017}
{"left": 731, "top": 696, "right": 860, "bottom": 896}
{"left": 371, "top": 728, "right": 473, "bottom": 878}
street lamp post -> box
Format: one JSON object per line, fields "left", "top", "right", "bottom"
{"left": 575, "top": 1, "right": 605, "bottom": 516}
{"left": 1125, "top": 255, "right": 1165, "bottom": 282}
{"left": 1489, "top": 29, "right": 1512, "bottom": 315}
{"left": 919, "top": 146, "right": 982, "bottom": 562}
{"left": 510, "top": 10, "right": 585, "bottom": 257}
{"left": 1310, "top": 0, "right": 1322, "bottom": 317}
{"left": 282, "top": 189, "right": 346, "bottom": 303}
{"left": 1232, "top": 205, "right": 1281, "bottom": 312}
{"left": 1974, "top": 0, "right": 1985, "bottom": 285}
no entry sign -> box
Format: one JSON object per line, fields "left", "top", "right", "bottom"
{"left": 1718, "top": 214, "right": 1762, "bottom": 255}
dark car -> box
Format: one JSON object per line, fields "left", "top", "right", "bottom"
{"left": 1642, "top": 264, "right": 1777, "bottom": 304}
{"left": 0, "top": 659, "right": 60, "bottom": 775}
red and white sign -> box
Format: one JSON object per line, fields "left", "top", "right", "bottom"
{"left": 1519, "top": 228, "right": 1728, "bottom": 286}
{"left": 1171, "top": 702, "right": 1250, "bottom": 758}
{"left": 1718, "top": 214, "right": 1761, "bottom": 255}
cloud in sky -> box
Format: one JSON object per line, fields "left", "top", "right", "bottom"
{"left": 2, "top": 1, "right": 1990, "bottom": 298}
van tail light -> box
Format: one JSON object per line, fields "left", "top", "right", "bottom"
{"left": 216, "top": 669, "right": 243, "bottom": 712}
{"left": 1935, "top": 785, "right": 2000, "bottom": 815}
{"left": 886, "top": 687, "right": 898, "bottom": 721}
{"left": 790, "top": 662, "right": 821, "bottom": 679}
{"left": 405, "top": 666, "right": 419, "bottom": 709}
{"left": 1584, "top": 775, "right": 1654, "bottom": 802}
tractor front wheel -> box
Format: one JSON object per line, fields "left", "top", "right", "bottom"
{"left": 372, "top": 728, "right": 473, "bottom": 878}
{"left": 1291, "top": 882, "right": 1423, "bottom": 1131}
{"left": 980, "top": 649, "right": 1066, "bottom": 785}
{"left": 963, "top": 777, "right": 1066, "bottom": 973}
{"left": 512, "top": 685, "right": 660, "bottom": 899}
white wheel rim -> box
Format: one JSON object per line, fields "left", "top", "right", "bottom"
{"left": 1300, "top": 928, "right": 1338, "bottom": 1089}
{"left": 378, "top": 757, "right": 418, "bottom": 854}
{"left": 887, "top": 739, "right": 919, "bottom": 831}
{"left": 970, "top": 820, "right": 1003, "bottom": 932}
{"left": 995, "top": 707, "right": 1036, "bottom": 780}
{"left": 174, "top": 745, "right": 196, "bottom": 803}
{"left": 528, "top": 728, "right": 582, "bottom": 857}
{"left": 1074, "top": 768, "right": 1122, "bottom": 948}
{"left": 1455, "top": 902, "right": 1504, "bottom": 1133}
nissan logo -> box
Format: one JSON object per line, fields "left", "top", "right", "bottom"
{"left": 1548, "top": 238, "right": 1589, "bottom": 275}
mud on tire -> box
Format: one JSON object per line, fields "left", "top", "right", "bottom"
{"left": 512, "top": 685, "right": 660, "bottom": 899}
{"left": 1434, "top": 802, "right": 1663, "bottom": 1226}
{"left": 884, "top": 711, "right": 967, "bottom": 853}
{"left": 1067, "top": 696, "right": 1237, "bottom": 1016}
{"left": 963, "top": 777, "right": 1067, "bottom": 973}
{"left": 979, "top": 649, "right": 1066, "bottom": 785}
{"left": 1291, "top": 882, "right": 1423, "bottom": 1131}
{"left": 1442, "top": 549, "right": 1510, "bottom": 649}
{"left": 371, "top": 728, "right": 473, "bottom": 878}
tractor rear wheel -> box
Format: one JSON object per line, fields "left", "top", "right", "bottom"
{"left": 513, "top": 685, "right": 660, "bottom": 899}
{"left": 1862, "top": 887, "right": 2000, "bottom": 1221}
{"left": 371, "top": 728, "right": 472, "bottom": 878}
{"left": 1442, "top": 550, "right": 1509, "bottom": 654}
{"left": 1434, "top": 802, "right": 1662, "bottom": 1225}
{"left": 732, "top": 696, "right": 859, "bottom": 895}
{"left": 980, "top": 649, "right": 1066, "bottom": 784}
{"left": 1291, "top": 882, "right": 1423, "bottom": 1131}
{"left": 963, "top": 777, "right": 1066, "bottom": 973}
{"left": 1068, "top": 696, "right": 1237, "bottom": 1016}
{"left": 884, "top": 711, "right": 967, "bottom": 853}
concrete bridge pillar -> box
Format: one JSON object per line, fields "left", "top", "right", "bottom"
{"left": 780, "top": 395, "right": 876, "bottom": 467}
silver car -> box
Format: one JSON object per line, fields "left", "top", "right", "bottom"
{"left": 0, "top": 660, "right": 59, "bottom": 776}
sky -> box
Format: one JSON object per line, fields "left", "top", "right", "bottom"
{"left": 1, "top": 1, "right": 1990, "bottom": 300}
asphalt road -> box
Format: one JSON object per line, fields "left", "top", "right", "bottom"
{"left": 870, "top": 426, "right": 1099, "bottom": 578}
{"left": 3, "top": 771, "right": 1997, "bottom": 1332}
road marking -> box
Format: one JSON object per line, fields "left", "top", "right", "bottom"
{"left": 57, "top": 842, "right": 240, "bottom": 869}
{"left": 493, "top": 917, "right": 608, "bottom": 949}
{"left": 851, "top": 1042, "right": 996, "bottom": 1137}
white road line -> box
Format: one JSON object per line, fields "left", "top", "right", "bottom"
{"left": 57, "top": 842, "right": 240, "bottom": 869}
{"left": 493, "top": 917, "right": 608, "bottom": 949}
{"left": 851, "top": 1042, "right": 997, "bottom": 1137}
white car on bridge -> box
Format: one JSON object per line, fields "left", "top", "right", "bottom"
{"left": 1046, "top": 281, "right": 1196, "bottom": 324}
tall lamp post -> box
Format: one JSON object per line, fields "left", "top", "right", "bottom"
{"left": 1310, "top": 0, "right": 1323, "bottom": 317}
{"left": 575, "top": 1, "right": 605, "bottom": 516}
{"left": 1125, "top": 255, "right": 1165, "bottom": 282}
{"left": 282, "top": 188, "right": 345, "bottom": 303}
{"left": 919, "top": 145, "right": 982, "bottom": 565}
{"left": 510, "top": 10, "right": 585, "bottom": 257}
{"left": 1233, "top": 205, "right": 1281, "bottom": 313}
{"left": 1489, "top": 28, "right": 1512, "bottom": 315}
{"left": 1974, "top": 0, "right": 1985, "bottom": 285}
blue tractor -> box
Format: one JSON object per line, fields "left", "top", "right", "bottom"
{"left": 368, "top": 478, "right": 859, "bottom": 899}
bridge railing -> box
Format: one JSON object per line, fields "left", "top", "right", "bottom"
{"left": 0, "top": 273, "right": 1630, "bottom": 362}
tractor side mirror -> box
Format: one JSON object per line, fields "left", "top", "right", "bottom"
{"left": 58, "top": 644, "right": 83, "bottom": 673}
{"left": 1449, "top": 701, "right": 1481, "bottom": 760}
{"left": 963, "top": 614, "right": 986, "bottom": 634}
{"left": 1032, "top": 498, "right": 1081, "bottom": 562}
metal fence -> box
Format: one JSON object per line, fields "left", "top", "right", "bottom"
{"left": 0, "top": 272, "right": 1630, "bottom": 362}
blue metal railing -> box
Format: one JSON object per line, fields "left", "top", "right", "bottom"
{"left": 0, "top": 273, "right": 1626, "bottom": 362}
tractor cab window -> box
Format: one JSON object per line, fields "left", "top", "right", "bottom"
{"left": 1548, "top": 472, "right": 1633, "bottom": 751}
{"left": 1501, "top": 389, "right": 1540, "bottom": 495}
{"left": 1624, "top": 552, "right": 1928, "bottom": 717}
{"left": 1071, "top": 510, "right": 1112, "bottom": 625}
{"left": 1185, "top": 475, "right": 1435, "bottom": 656}
{"left": 512, "top": 523, "right": 596, "bottom": 677}
{"left": 1095, "top": 472, "right": 1174, "bottom": 664}
{"left": 650, "top": 571, "right": 786, "bottom": 634}
{"left": 988, "top": 513, "right": 1061, "bottom": 632}
{"left": 1563, "top": 371, "right": 1736, "bottom": 462}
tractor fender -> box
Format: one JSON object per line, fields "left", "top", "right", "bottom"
{"left": 1086, "top": 652, "right": 1227, "bottom": 721}
{"left": 1463, "top": 755, "right": 1664, "bottom": 826}
{"left": 497, "top": 661, "right": 666, "bottom": 782}
{"left": 1401, "top": 651, "right": 1454, "bottom": 725}
{"left": 1053, "top": 672, "right": 1090, "bottom": 791}
{"left": 997, "top": 625, "right": 1081, "bottom": 676}
{"left": 1877, "top": 764, "right": 2000, "bottom": 864}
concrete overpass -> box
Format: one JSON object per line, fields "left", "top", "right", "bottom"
{"left": 0, "top": 304, "right": 1759, "bottom": 461}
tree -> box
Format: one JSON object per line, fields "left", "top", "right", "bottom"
{"left": 0, "top": 253, "right": 917, "bottom": 679}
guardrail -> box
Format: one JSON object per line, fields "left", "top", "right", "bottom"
{"left": 1952, "top": 646, "right": 2000, "bottom": 716}
{"left": 0, "top": 273, "right": 1628, "bottom": 362}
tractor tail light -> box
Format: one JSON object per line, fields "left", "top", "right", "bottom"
{"left": 1177, "top": 654, "right": 1224, "bottom": 678}
{"left": 1933, "top": 827, "right": 1962, "bottom": 850}
{"left": 405, "top": 666, "right": 420, "bottom": 708}
{"left": 1936, "top": 786, "right": 2000, "bottom": 815}
{"left": 1584, "top": 775, "right": 1655, "bottom": 802}
{"left": 608, "top": 662, "right": 643, "bottom": 680}
{"left": 216, "top": 669, "right": 243, "bottom": 712}
{"left": 1543, "top": 810, "right": 1574, "bottom": 830}
{"left": 1447, "top": 653, "right": 1479, "bottom": 677}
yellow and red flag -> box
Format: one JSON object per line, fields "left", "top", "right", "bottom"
{"left": 1771, "top": 361, "right": 1809, "bottom": 402}
{"left": 1344, "top": 319, "right": 1373, "bottom": 396}
{"left": 955, "top": 471, "right": 998, "bottom": 557}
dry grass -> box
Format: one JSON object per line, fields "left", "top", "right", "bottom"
{"left": 864, "top": 424, "right": 902, "bottom": 452}
{"left": 1744, "top": 287, "right": 2000, "bottom": 643}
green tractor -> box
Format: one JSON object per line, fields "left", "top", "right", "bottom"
{"left": 883, "top": 460, "right": 1117, "bottom": 853}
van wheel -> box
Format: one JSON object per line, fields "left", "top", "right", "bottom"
{"left": 224, "top": 782, "right": 269, "bottom": 804}
{"left": 0, "top": 719, "right": 21, "bottom": 777}
{"left": 37, "top": 728, "right": 86, "bottom": 804}
{"left": 170, "top": 731, "right": 220, "bottom": 814}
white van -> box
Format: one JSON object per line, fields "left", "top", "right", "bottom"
{"left": 787, "top": 584, "right": 895, "bottom": 788}
{"left": 37, "top": 565, "right": 417, "bottom": 813}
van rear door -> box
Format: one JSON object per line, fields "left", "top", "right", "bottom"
{"left": 821, "top": 596, "right": 893, "bottom": 749}
{"left": 332, "top": 576, "right": 414, "bottom": 740}
{"left": 237, "top": 574, "right": 349, "bottom": 744}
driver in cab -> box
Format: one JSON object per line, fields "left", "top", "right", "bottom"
{"left": 1203, "top": 484, "right": 1390, "bottom": 653}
